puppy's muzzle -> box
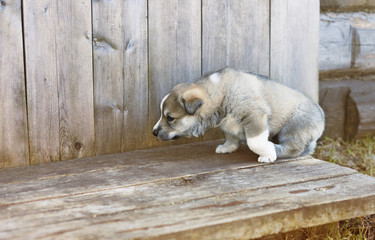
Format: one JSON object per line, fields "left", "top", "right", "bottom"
{"left": 152, "top": 127, "right": 180, "bottom": 141}
{"left": 152, "top": 128, "right": 159, "bottom": 137}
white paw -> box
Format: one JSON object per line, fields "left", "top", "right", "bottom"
{"left": 215, "top": 144, "right": 238, "bottom": 154}
{"left": 258, "top": 155, "right": 277, "bottom": 163}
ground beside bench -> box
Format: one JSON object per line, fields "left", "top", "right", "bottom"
{"left": 1, "top": 140, "right": 375, "bottom": 239}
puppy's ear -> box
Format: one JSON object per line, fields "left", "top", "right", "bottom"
{"left": 182, "top": 98, "right": 202, "bottom": 115}
{"left": 180, "top": 86, "right": 206, "bottom": 115}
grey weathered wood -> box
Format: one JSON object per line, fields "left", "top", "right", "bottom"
{"left": 320, "top": 80, "right": 375, "bottom": 139}
{"left": 148, "top": 0, "right": 202, "bottom": 147}
{"left": 1, "top": 157, "right": 334, "bottom": 205}
{"left": 229, "top": 0, "right": 269, "bottom": 76}
{"left": 201, "top": 0, "right": 228, "bottom": 141}
{"left": 1, "top": 141, "right": 375, "bottom": 239}
{"left": 319, "top": 12, "right": 375, "bottom": 75}
{"left": 0, "top": 0, "right": 29, "bottom": 168}
{"left": 202, "top": 0, "right": 228, "bottom": 74}
{"left": 202, "top": 0, "right": 269, "bottom": 76}
{"left": 1, "top": 0, "right": 322, "bottom": 167}
{"left": 319, "top": 87, "right": 351, "bottom": 139}
{"left": 271, "top": 0, "right": 320, "bottom": 101}
{"left": 23, "top": 0, "right": 95, "bottom": 163}
{"left": 319, "top": 13, "right": 353, "bottom": 71}
{"left": 93, "top": 0, "right": 149, "bottom": 154}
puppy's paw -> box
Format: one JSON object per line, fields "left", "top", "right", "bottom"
{"left": 258, "top": 155, "right": 277, "bottom": 163}
{"left": 215, "top": 144, "right": 238, "bottom": 154}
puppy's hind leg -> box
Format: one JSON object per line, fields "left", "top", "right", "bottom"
{"left": 216, "top": 132, "right": 240, "bottom": 154}
{"left": 244, "top": 115, "right": 277, "bottom": 163}
{"left": 274, "top": 102, "right": 324, "bottom": 158}
{"left": 302, "top": 139, "right": 318, "bottom": 155}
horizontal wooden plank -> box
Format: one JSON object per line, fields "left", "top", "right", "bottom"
{"left": 0, "top": 140, "right": 239, "bottom": 184}
{"left": 1, "top": 141, "right": 374, "bottom": 239}
{"left": 1, "top": 174, "right": 374, "bottom": 239}
{"left": 0, "top": 153, "right": 318, "bottom": 205}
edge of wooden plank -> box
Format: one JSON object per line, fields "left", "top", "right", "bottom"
{"left": 136, "top": 174, "right": 375, "bottom": 240}
{"left": 0, "top": 0, "right": 29, "bottom": 168}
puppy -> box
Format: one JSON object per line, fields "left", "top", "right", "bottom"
{"left": 152, "top": 68, "right": 325, "bottom": 163}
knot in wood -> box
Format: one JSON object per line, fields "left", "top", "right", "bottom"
{"left": 74, "top": 141, "right": 82, "bottom": 151}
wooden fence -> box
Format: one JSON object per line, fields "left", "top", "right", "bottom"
{"left": 0, "top": 0, "right": 319, "bottom": 168}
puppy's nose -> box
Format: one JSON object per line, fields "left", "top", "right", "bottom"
{"left": 152, "top": 128, "right": 159, "bottom": 137}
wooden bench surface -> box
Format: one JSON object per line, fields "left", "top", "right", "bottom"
{"left": 1, "top": 140, "right": 375, "bottom": 239}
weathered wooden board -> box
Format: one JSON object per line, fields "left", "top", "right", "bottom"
{"left": 0, "top": 0, "right": 29, "bottom": 167}
{"left": 93, "top": 0, "right": 149, "bottom": 154}
{"left": 1, "top": 141, "right": 375, "bottom": 239}
{"left": 229, "top": 0, "right": 269, "bottom": 76}
{"left": 202, "top": 0, "right": 269, "bottom": 76}
{"left": 148, "top": 0, "right": 202, "bottom": 147}
{"left": 320, "top": 80, "right": 375, "bottom": 139}
{"left": 201, "top": 0, "right": 269, "bottom": 141}
{"left": 23, "top": 0, "right": 95, "bottom": 164}
{"left": 271, "top": 0, "right": 320, "bottom": 101}
{"left": 319, "top": 87, "right": 351, "bottom": 139}
{"left": 319, "top": 12, "right": 375, "bottom": 75}
{"left": 202, "top": 0, "right": 228, "bottom": 74}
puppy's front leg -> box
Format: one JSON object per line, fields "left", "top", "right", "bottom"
{"left": 245, "top": 124, "right": 277, "bottom": 163}
{"left": 216, "top": 132, "right": 240, "bottom": 154}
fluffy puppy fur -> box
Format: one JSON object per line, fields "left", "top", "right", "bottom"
{"left": 153, "top": 68, "right": 325, "bottom": 163}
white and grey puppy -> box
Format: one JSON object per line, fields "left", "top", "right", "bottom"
{"left": 152, "top": 68, "right": 325, "bottom": 163}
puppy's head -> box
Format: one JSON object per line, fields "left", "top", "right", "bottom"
{"left": 152, "top": 83, "right": 210, "bottom": 141}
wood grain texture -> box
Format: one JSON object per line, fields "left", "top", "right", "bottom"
{"left": 229, "top": 0, "right": 270, "bottom": 76}
{"left": 148, "top": 0, "right": 202, "bottom": 147}
{"left": 320, "top": 79, "right": 375, "bottom": 139}
{"left": 93, "top": 0, "right": 148, "bottom": 155}
{"left": 1, "top": 0, "right": 322, "bottom": 167}
{"left": 202, "top": 0, "right": 270, "bottom": 76}
{"left": 1, "top": 141, "right": 374, "bottom": 239}
{"left": 201, "top": 0, "right": 270, "bottom": 141}
{"left": 202, "top": 0, "right": 228, "bottom": 74}
{"left": 271, "top": 0, "right": 320, "bottom": 101}
{"left": 319, "top": 87, "right": 351, "bottom": 139}
{"left": 0, "top": 0, "right": 29, "bottom": 168}
{"left": 24, "top": 0, "right": 95, "bottom": 164}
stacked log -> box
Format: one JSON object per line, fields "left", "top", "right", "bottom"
{"left": 319, "top": 80, "right": 375, "bottom": 140}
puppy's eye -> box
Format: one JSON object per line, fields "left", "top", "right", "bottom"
{"left": 167, "top": 116, "right": 175, "bottom": 122}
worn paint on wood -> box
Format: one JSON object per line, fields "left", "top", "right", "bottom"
{"left": 0, "top": 0, "right": 29, "bottom": 167}
{"left": 271, "top": 0, "right": 320, "bottom": 101}
{"left": 93, "top": 0, "right": 149, "bottom": 154}
{"left": 0, "top": 141, "right": 374, "bottom": 239}
{"left": 23, "top": 0, "right": 95, "bottom": 164}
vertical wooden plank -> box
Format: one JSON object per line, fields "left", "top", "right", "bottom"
{"left": 202, "top": 0, "right": 228, "bottom": 75}
{"left": 0, "top": 0, "right": 29, "bottom": 168}
{"left": 202, "top": 0, "right": 270, "bottom": 76}
{"left": 122, "top": 0, "right": 149, "bottom": 151}
{"left": 270, "top": 0, "right": 320, "bottom": 101}
{"left": 201, "top": 0, "right": 228, "bottom": 141}
{"left": 24, "top": 1, "right": 59, "bottom": 164}
{"left": 93, "top": 0, "right": 148, "bottom": 155}
{"left": 24, "top": 0, "right": 95, "bottom": 164}
{"left": 202, "top": 0, "right": 269, "bottom": 141}
{"left": 149, "top": 0, "right": 202, "bottom": 147}
{"left": 229, "top": 0, "right": 270, "bottom": 76}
